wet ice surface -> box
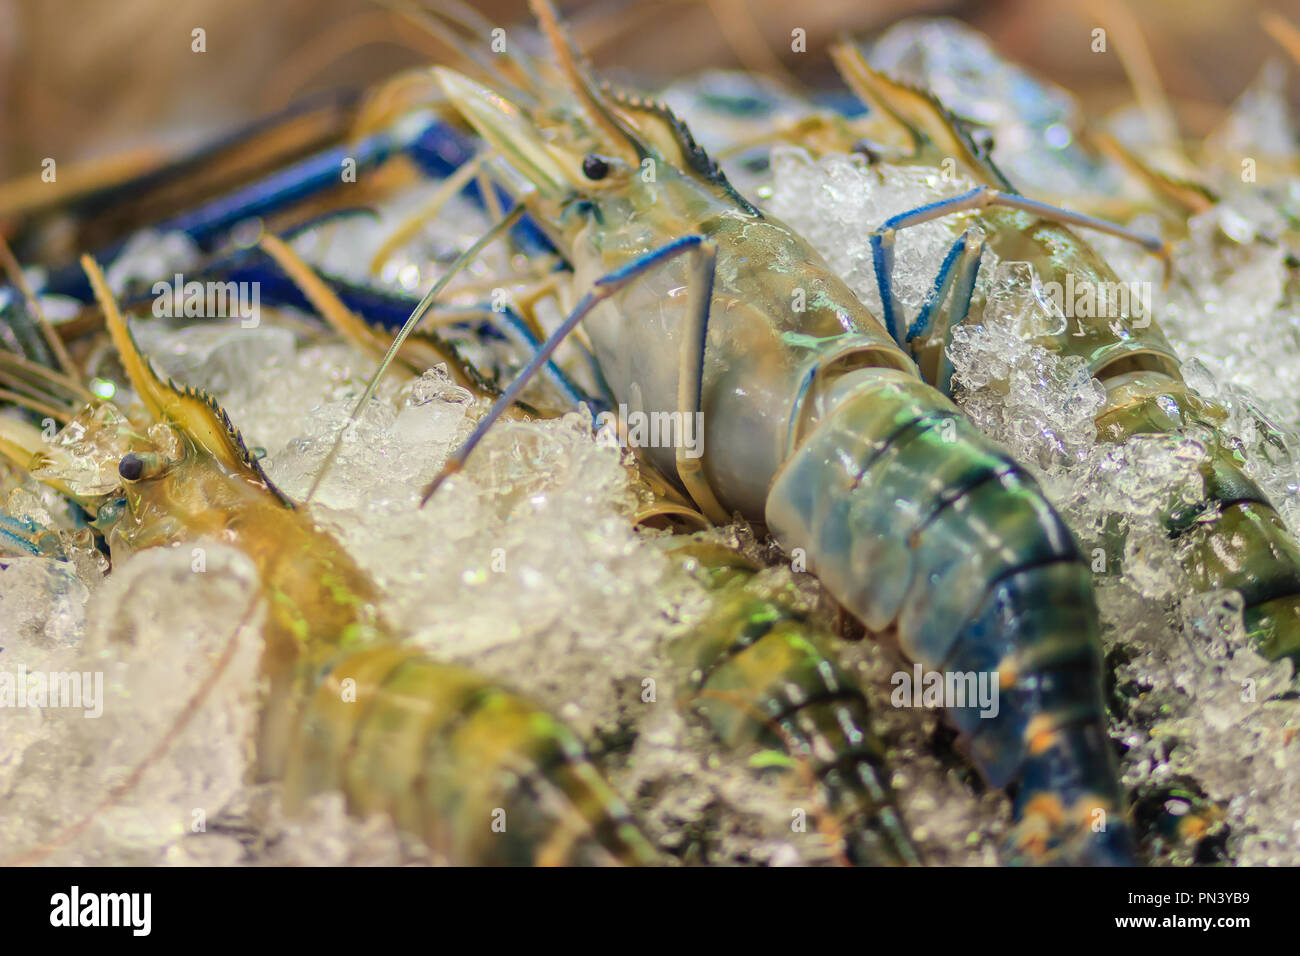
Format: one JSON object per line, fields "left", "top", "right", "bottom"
{"left": 1090, "top": 209, "right": 1300, "bottom": 535}
{"left": 0, "top": 546, "right": 265, "bottom": 864}
{"left": 768, "top": 149, "right": 988, "bottom": 322}
{"left": 768, "top": 145, "right": 1300, "bottom": 865}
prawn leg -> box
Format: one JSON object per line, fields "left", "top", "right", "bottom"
{"left": 422, "top": 235, "right": 718, "bottom": 504}
{"left": 886, "top": 228, "right": 986, "bottom": 395}
{"left": 0, "top": 513, "right": 64, "bottom": 558}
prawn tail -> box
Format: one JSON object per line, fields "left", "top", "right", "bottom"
{"left": 281, "top": 644, "right": 659, "bottom": 865}
{"left": 765, "top": 368, "right": 1133, "bottom": 865}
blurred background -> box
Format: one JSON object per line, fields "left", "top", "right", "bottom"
{"left": 1, "top": 0, "right": 1297, "bottom": 180}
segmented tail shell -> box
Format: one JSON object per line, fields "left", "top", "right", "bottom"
{"left": 766, "top": 369, "right": 1133, "bottom": 864}
{"left": 671, "top": 540, "right": 920, "bottom": 865}
{"left": 283, "top": 644, "right": 659, "bottom": 865}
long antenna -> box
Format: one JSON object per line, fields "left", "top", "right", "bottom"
{"left": 529, "top": 0, "right": 645, "bottom": 163}
{"left": 0, "top": 233, "right": 79, "bottom": 380}
{"left": 303, "top": 203, "right": 524, "bottom": 503}
{"left": 703, "top": 0, "right": 802, "bottom": 91}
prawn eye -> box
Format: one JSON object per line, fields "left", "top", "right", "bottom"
{"left": 581, "top": 153, "right": 609, "bottom": 180}
{"left": 118, "top": 451, "right": 166, "bottom": 482}
{"left": 118, "top": 453, "right": 145, "bottom": 481}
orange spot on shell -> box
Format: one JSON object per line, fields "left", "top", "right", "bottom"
{"left": 1022, "top": 792, "right": 1066, "bottom": 826}
{"left": 1025, "top": 715, "right": 1060, "bottom": 755}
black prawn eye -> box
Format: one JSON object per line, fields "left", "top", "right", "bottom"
{"left": 118, "top": 452, "right": 168, "bottom": 481}
{"left": 118, "top": 453, "right": 145, "bottom": 481}
{"left": 581, "top": 153, "right": 610, "bottom": 180}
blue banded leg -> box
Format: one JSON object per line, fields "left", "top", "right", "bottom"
{"left": 876, "top": 186, "right": 1168, "bottom": 260}
{"left": 0, "top": 513, "right": 62, "bottom": 559}
{"left": 421, "top": 234, "right": 715, "bottom": 505}
{"left": 904, "top": 229, "right": 986, "bottom": 397}
{"left": 0, "top": 514, "right": 41, "bottom": 557}
{"left": 426, "top": 299, "right": 605, "bottom": 411}
{"left": 26, "top": 115, "right": 552, "bottom": 305}
{"left": 494, "top": 275, "right": 612, "bottom": 411}
{"left": 492, "top": 305, "right": 601, "bottom": 412}
{"left": 870, "top": 223, "right": 985, "bottom": 388}
{"left": 869, "top": 226, "right": 907, "bottom": 347}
